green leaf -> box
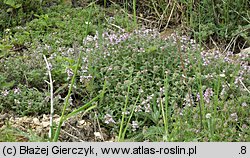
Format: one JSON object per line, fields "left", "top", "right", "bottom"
{"left": 146, "top": 46, "right": 157, "bottom": 53}
{"left": 63, "top": 95, "right": 100, "bottom": 121}
{"left": 4, "top": 0, "right": 15, "bottom": 7}
{"left": 14, "top": 3, "right": 22, "bottom": 9}
{"left": 4, "top": 0, "right": 22, "bottom": 9}
{"left": 0, "top": 44, "right": 13, "bottom": 50}
{"left": 34, "top": 14, "right": 40, "bottom": 18}
{"left": 0, "top": 81, "right": 15, "bottom": 89}
{"left": 6, "top": 8, "right": 13, "bottom": 13}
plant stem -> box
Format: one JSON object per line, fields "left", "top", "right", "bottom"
{"left": 43, "top": 55, "right": 54, "bottom": 140}
{"left": 118, "top": 80, "right": 131, "bottom": 142}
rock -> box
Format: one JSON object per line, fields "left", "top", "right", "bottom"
{"left": 78, "top": 120, "right": 86, "bottom": 125}
{"left": 94, "top": 132, "right": 103, "bottom": 139}
{"left": 42, "top": 114, "right": 49, "bottom": 120}
{"left": 42, "top": 121, "right": 50, "bottom": 128}
{"left": 0, "top": 113, "right": 8, "bottom": 120}
{"left": 36, "top": 126, "right": 43, "bottom": 134}
{"left": 240, "top": 47, "right": 250, "bottom": 53}
{"left": 33, "top": 118, "right": 40, "bottom": 125}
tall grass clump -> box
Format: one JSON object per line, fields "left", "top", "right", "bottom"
{"left": 50, "top": 5, "right": 107, "bottom": 142}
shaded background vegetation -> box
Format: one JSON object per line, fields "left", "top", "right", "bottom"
{"left": 1, "top": 0, "right": 249, "bottom": 51}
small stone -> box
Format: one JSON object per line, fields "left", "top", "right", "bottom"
{"left": 240, "top": 47, "right": 250, "bottom": 53}
{"left": 36, "top": 126, "right": 43, "bottom": 134}
{"left": 42, "top": 121, "right": 50, "bottom": 128}
{"left": 33, "top": 118, "right": 40, "bottom": 125}
{"left": 54, "top": 117, "right": 61, "bottom": 123}
{"left": 78, "top": 120, "right": 86, "bottom": 125}
{"left": 0, "top": 113, "right": 8, "bottom": 120}
{"left": 94, "top": 132, "right": 102, "bottom": 139}
{"left": 25, "top": 117, "right": 32, "bottom": 123}
{"left": 219, "top": 74, "right": 226, "bottom": 78}
{"left": 42, "top": 114, "right": 49, "bottom": 120}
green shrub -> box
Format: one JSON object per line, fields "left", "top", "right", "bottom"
{"left": 0, "top": 0, "right": 60, "bottom": 34}
{"left": 0, "top": 85, "right": 49, "bottom": 116}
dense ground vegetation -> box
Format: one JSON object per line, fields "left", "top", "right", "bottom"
{"left": 0, "top": 0, "right": 249, "bottom": 142}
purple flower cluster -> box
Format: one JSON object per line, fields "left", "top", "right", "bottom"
{"left": 196, "top": 88, "right": 214, "bottom": 105}
{"left": 204, "top": 88, "right": 213, "bottom": 104}
{"left": 1, "top": 87, "right": 21, "bottom": 97}
{"left": 131, "top": 121, "right": 139, "bottom": 131}
{"left": 134, "top": 27, "right": 159, "bottom": 39}
{"left": 1, "top": 90, "right": 9, "bottom": 97}
{"left": 141, "top": 94, "right": 154, "bottom": 113}
{"left": 183, "top": 93, "right": 194, "bottom": 107}
{"left": 104, "top": 114, "right": 116, "bottom": 124}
